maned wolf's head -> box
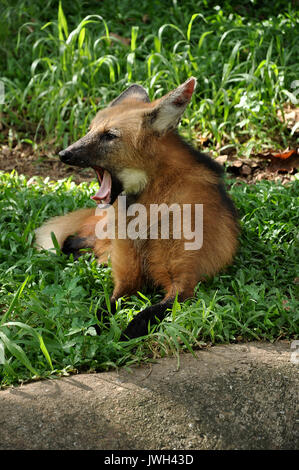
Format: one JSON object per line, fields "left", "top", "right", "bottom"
{"left": 59, "top": 77, "right": 196, "bottom": 204}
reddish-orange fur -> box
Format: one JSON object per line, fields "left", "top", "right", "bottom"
{"left": 36, "top": 78, "right": 239, "bottom": 338}
{"left": 63, "top": 131, "right": 239, "bottom": 304}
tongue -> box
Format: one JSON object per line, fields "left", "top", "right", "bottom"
{"left": 91, "top": 170, "right": 112, "bottom": 204}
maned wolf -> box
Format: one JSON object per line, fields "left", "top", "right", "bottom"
{"left": 36, "top": 77, "right": 239, "bottom": 339}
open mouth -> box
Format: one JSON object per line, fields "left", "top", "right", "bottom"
{"left": 91, "top": 167, "right": 112, "bottom": 205}
{"left": 91, "top": 167, "right": 123, "bottom": 206}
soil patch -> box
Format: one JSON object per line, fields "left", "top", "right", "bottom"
{"left": 1, "top": 143, "right": 298, "bottom": 185}
{"left": 0, "top": 144, "right": 95, "bottom": 184}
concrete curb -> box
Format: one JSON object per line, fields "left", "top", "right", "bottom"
{"left": 0, "top": 341, "right": 298, "bottom": 450}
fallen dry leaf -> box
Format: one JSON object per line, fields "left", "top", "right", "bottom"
{"left": 197, "top": 136, "right": 213, "bottom": 147}
{"left": 109, "top": 33, "right": 130, "bottom": 46}
{"left": 231, "top": 159, "right": 243, "bottom": 168}
{"left": 268, "top": 150, "right": 299, "bottom": 174}
{"left": 240, "top": 164, "right": 251, "bottom": 176}
{"left": 215, "top": 155, "right": 228, "bottom": 165}
{"left": 271, "top": 149, "right": 296, "bottom": 159}
{"left": 282, "top": 299, "right": 291, "bottom": 311}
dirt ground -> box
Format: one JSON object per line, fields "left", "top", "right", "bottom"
{"left": 0, "top": 341, "right": 298, "bottom": 450}
{"left": 0, "top": 142, "right": 298, "bottom": 185}
{"left": 0, "top": 143, "right": 95, "bottom": 184}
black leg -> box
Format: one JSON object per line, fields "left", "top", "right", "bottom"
{"left": 62, "top": 235, "right": 93, "bottom": 259}
{"left": 93, "top": 298, "right": 174, "bottom": 339}
{"left": 120, "top": 300, "right": 173, "bottom": 340}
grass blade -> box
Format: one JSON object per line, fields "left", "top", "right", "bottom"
{"left": 0, "top": 276, "right": 30, "bottom": 326}
{"left": 2, "top": 322, "right": 54, "bottom": 370}
{"left": 0, "top": 331, "right": 38, "bottom": 375}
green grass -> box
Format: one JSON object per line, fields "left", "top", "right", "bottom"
{"left": 0, "top": 0, "right": 299, "bottom": 155}
{"left": 0, "top": 1, "right": 298, "bottom": 386}
{"left": 0, "top": 171, "right": 298, "bottom": 387}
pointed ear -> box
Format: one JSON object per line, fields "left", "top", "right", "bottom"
{"left": 144, "top": 77, "right": 196, "bottom": 134}
{"left": 110, "top": 84, "right": 150, "bottom": 107}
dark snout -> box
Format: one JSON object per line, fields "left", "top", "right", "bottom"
{"left": 59, "top": 149, "right": 73, "bottom": 164}
{"left": 59, "top": 135, "right": 93, "bottom": 168}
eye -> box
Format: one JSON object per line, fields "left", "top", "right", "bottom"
{"left": 102, "top": 131, "right": 118, "bottom": 141}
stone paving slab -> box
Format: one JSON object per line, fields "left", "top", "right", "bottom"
{"left": 0, "top": 341, "right": 298, "bottom": 450}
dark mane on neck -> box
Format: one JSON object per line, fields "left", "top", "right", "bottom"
{"left": 176, "top": 133, "right": 224, "bottom": 176}
{"left": 176, "top": 133, "right": 239, "bottom": 220}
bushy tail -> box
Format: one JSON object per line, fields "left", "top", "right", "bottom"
{"left": 35, "top": 208, "right": 95, "bottom": 251}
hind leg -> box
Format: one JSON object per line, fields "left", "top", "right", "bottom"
{"left": 121, "top": 253, "right": 198, "bottom": 339}
{"left": 120, "top": 280, "right": 196, "bottom": 340}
